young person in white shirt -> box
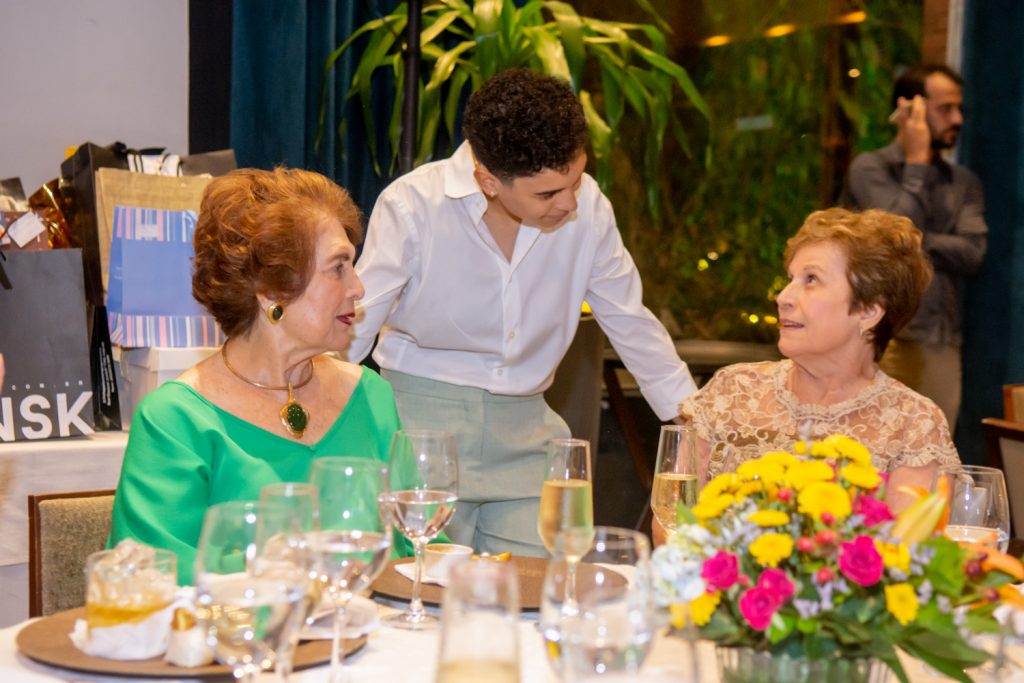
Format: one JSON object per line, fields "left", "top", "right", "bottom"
{"left": 349, "top": 68, "right": 696, "bottom": 556}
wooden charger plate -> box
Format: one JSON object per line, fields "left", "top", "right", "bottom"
{"left": 16, "top": 607, "right": 365, "bottom": 678}
{"left": 371, "top": 557, "right": 626, "bottom": 610}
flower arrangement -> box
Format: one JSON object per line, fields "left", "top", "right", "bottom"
{"left": 651, "top": 435, "right": 1024, "bottom": 683}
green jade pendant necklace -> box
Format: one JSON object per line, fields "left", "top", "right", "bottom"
{"left": 222, "top": 346, "right": 313, "bottom": 438}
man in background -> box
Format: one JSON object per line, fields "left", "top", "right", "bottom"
{"left": 844, "top": 64, "right": 987, "bottom": 433}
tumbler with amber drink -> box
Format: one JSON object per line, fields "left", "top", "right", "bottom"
{"left": 86, "top": 545, "right": 177, "bottom": 631}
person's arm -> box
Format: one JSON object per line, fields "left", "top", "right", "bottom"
{"left": 886, "top": 462, "right": 939, "bottom": 514}
{"left": 847, "top": 150, "right": 932, "bottom": 230}
{"left": 348, "top": 188, "right": 418, "bottom": 363}
{"left": 921, "top": 171, "right": 987, "bottom": 276}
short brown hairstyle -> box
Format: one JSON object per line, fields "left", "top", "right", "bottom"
{"left": 192, "top": 167, "right": 363, "bottom": 337}
{"left": 784, "top": 208, "right": 933, "bottom": 361}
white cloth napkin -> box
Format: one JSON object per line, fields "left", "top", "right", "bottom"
{"left": 301, "top": 595, "right": 380, "bottom": 640}
{"left": 69, "top": 601, "right": 177, "bottom": 660}
{"left": 394, "top": 563, "right": 448, "bottom": 587}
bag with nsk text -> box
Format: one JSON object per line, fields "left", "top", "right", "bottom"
{"left": 0, "top": 249, "right": 95, "bottom": 440}
{"left": 106, "top": 206, "right": 224, "bottom": 348}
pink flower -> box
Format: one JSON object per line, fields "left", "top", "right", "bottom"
{"left": 853, "top": 495, "right": 894, "bottom": 526}
{"left": 702, "top": 551, "right": 740, "bottom": 592}
{"left": 757, "top": 568, "right": 794, "bottom": 606}
{"left": 839, "top": 535, "right": 884, "bottom": 586}
{"left": 739, "top": 587, "right": 778, "bottom": 631}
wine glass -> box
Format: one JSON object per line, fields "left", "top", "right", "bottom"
{"left": 259, "top": 482, "right": 320, "bottom": 683}
{"left": 382, "top": 429, "right": 459, "bottom": 630}
{"left": 650, "top": 426, "right": 698, "bottom": 536}
{"left": 195, "top": 501, "right": 310, "bottom": 683}
{"left": 308, "top": 457, "right": 393, "bottom": 683}
{"left": 938, "top": 465, "right": 1010, "bottom": 552}
{"left": 538, "top": 438, "right": 595, "bottom": 612}
{"left": 435, "top": 559, "right": 521, "bottom": 683}
{"left": 543, "top": 527, "right": 657, "bottom": 681}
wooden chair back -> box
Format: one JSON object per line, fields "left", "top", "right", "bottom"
{"left": 1003, "top": 384, "right": 1024, "bottom": 422}
{"left": 982, "top": 418, "right": 1024, "bottom": 538}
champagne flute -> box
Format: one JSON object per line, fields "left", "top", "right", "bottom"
{"left": 651, "top": 426, "right": 698, "bottom": 536}
{"left": 382, "top": 429, "right": 459, "bottom": 630}
{"left": 939, "top": 465, "right": 1011, "bottom": 551}
{"left": 308, "top": 457, "right": 393, "bottom": 683}
{"left": 195, "top": 501, "right": 310, "bottom": 683}
{"left": 259, "top": 482, "right": 320, "bottom": 683}
{"left": 538, "top": 438, "right": 594, "bottom": 611}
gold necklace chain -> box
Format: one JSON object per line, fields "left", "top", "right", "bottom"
{"left": 221, "top": 345, "right": 314, "bottom": 438}
{"left": 221, "top": 346, "right": 314, "bottom": 391}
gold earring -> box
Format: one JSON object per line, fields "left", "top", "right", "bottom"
{"left": 267, "top": 303, "right": 285, "bottom": 324}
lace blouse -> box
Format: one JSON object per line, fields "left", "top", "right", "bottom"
{"left": 679, "top": 360, "right": 960, "bottom": 479}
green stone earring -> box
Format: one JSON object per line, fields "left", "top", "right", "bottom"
{"left": 267, "top": 303, "right": 285, "bottom": 324}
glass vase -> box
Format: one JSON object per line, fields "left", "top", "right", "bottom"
{"left": 715, "top": 647, "right": 890, "bottom": 683}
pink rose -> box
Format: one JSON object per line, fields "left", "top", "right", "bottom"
{"left": 839, "top": 535, "right": 884, "bottom": 586}
{"left": 757, "top": 568, "right": 794, "bottom": 606}
{"left": 739, "top": 587, "right": 778, "bottom": 631}
{"left": 702, "top": 551, "right": 740, "bottom": 592}
{"left": 853, "top": 494, "right": 894, "bottom": 526}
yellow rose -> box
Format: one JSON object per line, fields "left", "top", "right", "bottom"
{"left": 750, "top": 532, "right": 794, "bottom": 567}
{"left": 785, "top": 460, "right": 836, "bottom": 491}
{"left": 689, "top": 591, "right": 721, "bottom": 626}
{"left": 736, "top": 460, "right": 786, "bottom": 485}
{"left": 841, "top": 462, "right": 882, "bottom": 490}
{"left": 876, "top": 541, "right": 911, "bottom": 573}
{"left": 693, "top": 494, "right": 735, "bottom": 520}
{"left": 885, "top": 583, "right": 919, "bottom": 625}
{"left": 700, "top": 473, "right": 740, "bottom": 502}
{"left": 797, "top": 481, "right": 852, "bottom": 522}
{"left": 748, "top": 509, "right": 790, "bottom": 527}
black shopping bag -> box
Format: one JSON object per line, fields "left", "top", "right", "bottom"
{"left": 0, "top": 250, "right": 96, "bottom": 441}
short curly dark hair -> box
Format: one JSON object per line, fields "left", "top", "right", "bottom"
{"left": 192, "top": 167, "right": 363, "bottom": 338}
{"left": 462, "top": 68, "right": 588, "bottom": 181}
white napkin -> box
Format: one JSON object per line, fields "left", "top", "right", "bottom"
{"left": 301, "top": 596, "right": 380, "bottom": 640}
{"left": 70, "top": 600, "right": 179, "bottom": 660}
{"left": 394, "top": 563, "right": 448, "bottom": 587}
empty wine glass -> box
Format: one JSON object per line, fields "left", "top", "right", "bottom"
{"left": 650, "top": 426, "right": 698, "bottom": 536}
{"left": 308, "top": 457, "right": 393, "bottom": 683}
{"left": 939, "top": 465, "right": 1010, "bottom": 552}
{"left": 382, "top": 429, "right": 459, "bottom": 630}
{"left": 195, "top": 501, "right": 310, "bottom": 683}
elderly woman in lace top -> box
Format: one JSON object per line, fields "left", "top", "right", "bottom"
{"left": 682, "top": 208, "right": 960, "bottom": 515}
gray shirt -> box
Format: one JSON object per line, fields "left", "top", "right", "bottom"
{"left": 844, "top": 140, "right": 987, "bottom": 346}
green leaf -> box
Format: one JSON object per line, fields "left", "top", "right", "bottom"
{"left": 422, "top": 10, "right": 464, "bottom": 44}
{"left": 767, "top": 612, "right": 795, "bottom": 644}
{"left": 349, "top": 17, "right": 407, "bottom": 175}
{"left": 924, "top": 538, "right": 967, "bottom": 596}
{"left": 579, "top": 90, "right": 612, "bottom": 193}
{"left": 676, "top": 503, "right": 697, "bottom": 526}
{"left": 632, "top": 0, "right": 672, "bottom": 35}
{"left": 524, "top": 27, "right": 570, "bottom": 80}
{"left": 473, "top": 0, "right": 502, "bottom": 79}
{"left": 632, "top": 43, "right": 710, "bottom": 119}
{"left": 543, "top": 1, "right": 585, "bottom": 88}
{"left": 443, "top": 68, "right": 471, "bottom": 145}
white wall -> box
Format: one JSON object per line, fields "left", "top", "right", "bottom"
{"left": 0, "top": 0, "right": 189, "bottom": 195}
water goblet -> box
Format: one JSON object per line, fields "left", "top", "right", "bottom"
{"left": 382, "top": 429, "right": 459, "bottom": 630}
{"left": 308, "top": 457, "right": 393, "bottom": 683}
{"left": 650, "top": 426, "right": 698, "bottom": 536}
{"left": 939, "top": 465, "right": 1010, "bottom": 552}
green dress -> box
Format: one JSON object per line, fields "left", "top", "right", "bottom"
{"left": 108, "top": 366, "right": 412, "bottom": 584}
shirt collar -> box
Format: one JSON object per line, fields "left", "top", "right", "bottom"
{"left": 444, "top": 142, "right": 482, "bottom": 199}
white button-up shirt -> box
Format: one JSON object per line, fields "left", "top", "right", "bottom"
{"left": 349, "top": 142, "right": 695, "bottom": 421}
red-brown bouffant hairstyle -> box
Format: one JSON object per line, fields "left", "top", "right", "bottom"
{"left": 784, "top": 208, "right": 933, "bottom": 361}
{"left": 192, "top": 167, "right": 363, "bottom": 338}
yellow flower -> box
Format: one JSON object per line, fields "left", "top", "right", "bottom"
{"left": 693, "top": 494, "right": 735, "bottom": 520}
{"left": 736, "top": 480, "right": 766, "bottom": 500}
{"left": 876, "top": 541, "right": 911, "bottom": 573}
{"left": 797, "top": 482, "right": 852, "bottom": 522}
{"left": 748, "top": 509, "right": 790, "bottom": 527}
{"left": 750, "top": 532, "right": 794, "bottom": 567}
{"left": 885, "top": 583, "right": 919, "bottom": 625}
{"left": 785, "top": 460, "right": 836, "bottom": 491}
{"left": 809, "top": 441, "right": 839, "bottom": 459}
{"left": 689, "top": 591, "right": 721, "bottom": 626}
{"left": 700, "top": 473, "right": 740, "bottom": 502}
{"left": 737, "top": 460, "right": 786, "bottom": 485}
{"left": 841, "top": 462, "right": 882, "bottom": 489}
{"left": 760, "top": 451, "right": 800, "bottom": 469}
{"left": 793, "top": 440, "right": 808, "bottom": 455}
{"left": 822, "top": 434, "right": 872, "bottom": 466}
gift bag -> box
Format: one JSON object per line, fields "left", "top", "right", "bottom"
{"left": 0, "top": 250, "right": 95, "bottom": 441}
{"left": 106, "top": 206, "right": 224, "bottom": 348}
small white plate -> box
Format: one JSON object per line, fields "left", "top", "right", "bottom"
{"left": 301, "top": 595, "right": 380, "bottom": 640}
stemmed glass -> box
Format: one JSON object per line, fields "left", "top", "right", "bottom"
{"left": 538, "top": 438, "right": 594, "bottom": 612}
{"left": 308, "top": 457, "right": 393, "bottom": 683}
{"left": 938, "top": 465, "right": 1011, "bottom": 552}
{"left": 650, "top": 426, "right": 698, "bottom": 537}
{"left": 382, "top": 429, "right": 459, "bottom": 630}
{"left": 195, "top": 501, "right": 310, "bottom": 683}
{"left": 259, "top": 482, "right": 320, "bottom": 683}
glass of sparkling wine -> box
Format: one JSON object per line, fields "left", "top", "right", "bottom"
{"left": 259, "top": 482, "right": 321, "bottom": 683}
{"left": 939, "top": 465, "right": 1010, "bottom": 552}
{"left": 651, "top": 425, "right": 698, "bottom": 536}
{"left": 538, "top": 438, "right": 595, "bottom": 611}
{"left": 195, "top": 501, "right": 310, "bottom": 683}
{"left": 435, "top": 559, "right": 521, "bottom": 683}
{"left": 308, "top": 457, "right": 393, "bottom": 683}
{"left": 383, "top": 429, "right": 459, "bottom": 630}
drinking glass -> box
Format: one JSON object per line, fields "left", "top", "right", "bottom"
{"left": 538, "top": 438, "right": 594, "bottom": 612}
{"left": 195, "top": 501, "right": 310, "bottom": 683}
{"left": 382, "top": 429, "right": 459, "bottom": 630}
{"left": 259, "top": 482, "right": 321, "bottom": 683}
{"left": 650, "top": 426, "right": 698, "bottom": 535}
{"left": 434, "top": 559, "right": 521, "bottom": 683}
{"left": 308, "top": 457, "right": 393, "bottom": 683}
{"left": 542, "top": 527, "right": 656, "bottom": 681}
{"left": 85, "top": 546, "right": 177, "bottom": 632}
{"left": 938, "top": 465, "right": 1011, "bottom": 552}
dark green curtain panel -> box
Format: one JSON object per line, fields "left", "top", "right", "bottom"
{"left": 956, "top": 1, "right": 1024, "bottom": 462}
{"left": 230, "top": 0, "right": 392, "bottom": 213}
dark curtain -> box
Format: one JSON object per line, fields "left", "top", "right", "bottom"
{"left": 956, "top": 1, "right": 1024, "bottom": 463}
{"left": 230, "top": 0, "right": 394, "bottom": 214}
